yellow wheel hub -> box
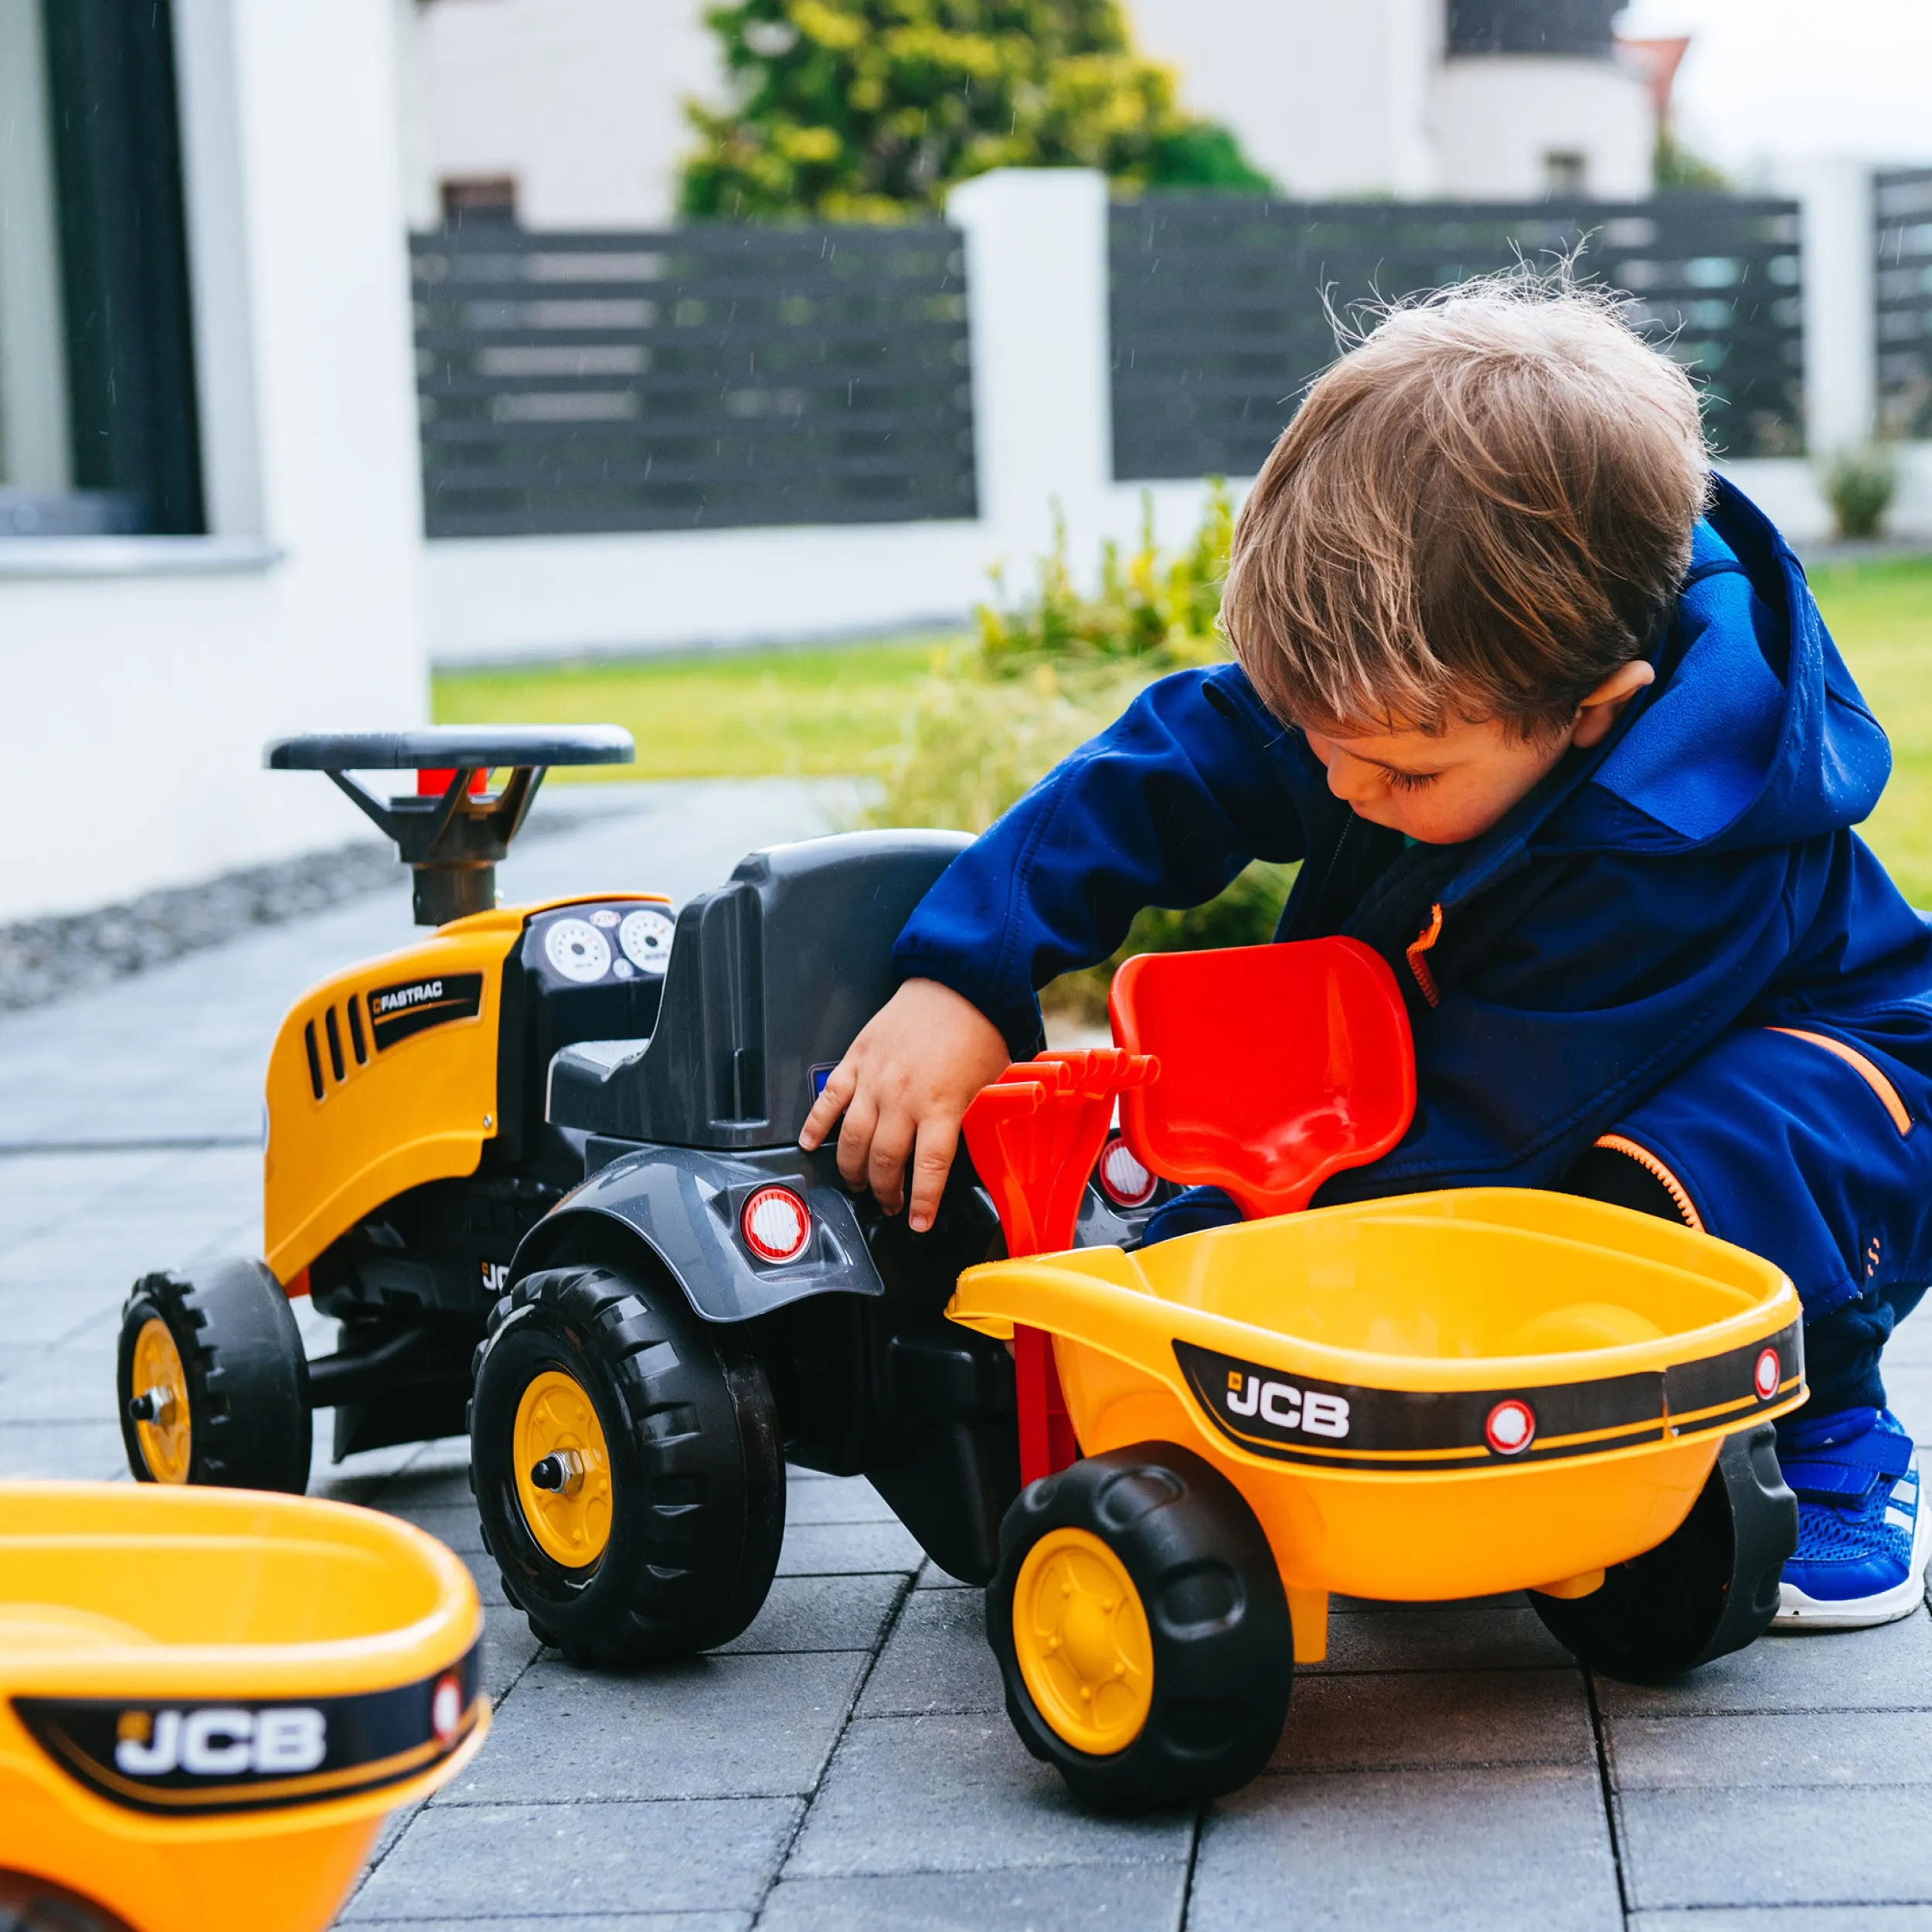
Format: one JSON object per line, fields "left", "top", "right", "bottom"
{"left": 130, "top": 1317, "right": 192, "bottom": 1484}
{"left": 512, "top": 1369, "right": 614, "bottom": 1570}
{"left": 1012, "top": 1526, "right": 1154, "bottom": 1755}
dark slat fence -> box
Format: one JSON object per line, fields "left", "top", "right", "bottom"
{"left": 1877, "top": 168, "right": 1932, "bottom": 442}
{"left": 411, "top": 221, "right": 976, "bottom": 537}
{"left": 1111, "top": 194, "right": 1804, "bottom": 481}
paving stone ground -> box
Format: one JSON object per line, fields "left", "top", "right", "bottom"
{"left": 5, "top": 777, "right": 1932, "bottom": 1930}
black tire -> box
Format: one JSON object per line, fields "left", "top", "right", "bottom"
{"left": 469, "top": 1260, "right": 784, "bottom": 1668}
{"left": 117, "top": 1260, "right": 312, "bottom": 1492}
{"left": 0, "top": 1869, "right": 134, "bottom": 1931}
{"left": 987, "top": 1441, "right": 1293, "bottom": 1814}
{"left": 1531, "top": 1423, "right": 1797, "bottom": 1683}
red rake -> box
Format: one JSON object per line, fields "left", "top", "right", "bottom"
{"left": 962, "top": 1049, "right": 1158, "bottom": 1484}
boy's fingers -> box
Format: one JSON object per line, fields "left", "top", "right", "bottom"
{"left": 867, "top": 1107, "right": 916, "bottom": 1215}
{"left": 835, "top": 1092, "right": 879, "bottom": 1191}
{"left": 798, "top": 1062, "right": 856, "bottom": 1150}
{"left": 906, "top": 1117, "right": 959, "bottom": 1233}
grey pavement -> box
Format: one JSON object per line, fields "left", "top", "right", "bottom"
{"left": 5, "top": 776, "right": 1932, "bottom": 1928}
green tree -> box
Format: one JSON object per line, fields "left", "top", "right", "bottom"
{"left": 679, "top": 0, "right": 1273, "bottom": 222}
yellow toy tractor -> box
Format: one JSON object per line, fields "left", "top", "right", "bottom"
{"left": 117, "top": 731, "right": 1172, "bottom": 1663}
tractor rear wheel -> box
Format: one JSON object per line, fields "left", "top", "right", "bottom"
{"left": 988, "top": 1441, "right": 1293, "bottom": 1814}
{"left": 117, "top": 1260, "right": 312, "bottom": 1492}
{"left": 1530, "top": 1423, "right": 1797, "bottom": 1682}
{"left": 469, "top": 1260, "right": 784, "bottom": 1667}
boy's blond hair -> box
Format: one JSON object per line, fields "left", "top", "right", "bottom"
{"left": 1223, "top": 277, "right": 1710, "bottom": 740}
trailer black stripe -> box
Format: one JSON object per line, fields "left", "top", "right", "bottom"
{"left": 1173, "top": 1320, "right": 1801, "bottom": 1471}
{"left": 13, "top": 1640, "right": 481, "bottom": 1816}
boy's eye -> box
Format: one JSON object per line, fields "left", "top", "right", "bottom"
{"left": 1383, "top": 769, "right": 1439, "bottom": 792}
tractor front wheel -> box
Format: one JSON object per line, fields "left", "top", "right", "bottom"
{"left": 117, "top": 1260, "right": 312, "bottom": 1492}
{"left": 469, "top": 1261, "right": 784, "bottom": 1668}
{"left": 988, "top": 1441, "right": 1293, "bottom": 1814}
{"left": 1530, "top": 1423, "right": 1798, "bottom": 1682}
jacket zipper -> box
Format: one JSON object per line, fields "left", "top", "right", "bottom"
{"left": 1406, "top": 902, "right": 1444, "bottom": 1007}
{"left": 1592, "top": 1133, "right": 1705, "bottom": 1232}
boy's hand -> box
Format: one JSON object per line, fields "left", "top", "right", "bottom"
{"left": 798, "top": 978, "right": 1011, "bottom": 1233}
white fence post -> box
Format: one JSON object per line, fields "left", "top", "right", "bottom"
{"left": 947, "top": 168, "right": 1114, "bottom": 582}
{"left": 1777, "top": 157, "right": 1877, "bottom": 457}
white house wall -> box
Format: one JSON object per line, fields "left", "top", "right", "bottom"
{"left": 420, "top": 0, "right": 719, "bottom": 228}
{"left": 0, "top": 0, "right": 427, "bottom": 922}
{"left": 1435, "top": 55, "right": 1653, "bottom": 199}
{"left": 1124, "top": 0, "right": 1437, "bottom": 196}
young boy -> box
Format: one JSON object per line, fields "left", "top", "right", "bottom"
{"left": 801, "top": 281, "right": 1932, "bottom": 1630}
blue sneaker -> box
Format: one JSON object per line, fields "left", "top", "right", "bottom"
{"left": 1775, "top": 1407, "right": 1929, "bottom": 1629}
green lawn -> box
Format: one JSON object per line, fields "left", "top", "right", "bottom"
{"left": 1813, "top": 557, "right": 1932, "bottom": 904}
{"left": 433, "top": 634, "right": 953, "bottom": 782}
{"left": 432, "top": 558, "right": 1932, "bottom": 895}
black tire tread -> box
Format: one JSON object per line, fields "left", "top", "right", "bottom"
{"left": 470, "top": 1260, "right": 784, "bottom": 1668}
{"left": 987, "top": 1440, "right": 1293, "bottom": 1813}
{"left": 116, "top": 1259, "right": 311, "bottom": 1493}
{"left": 1530, "top": 1423, "right": 1798, "bottom": 1683}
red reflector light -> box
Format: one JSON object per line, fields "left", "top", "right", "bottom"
{"left": 1485, "top": 1399, "right": 1536, "bottom": 1456}
{"left": 740, "top": 1186, "right": 811, "bottom": 1264}
{"left": 1096, "top": 1134, "right": 1158, "bottom": 1209}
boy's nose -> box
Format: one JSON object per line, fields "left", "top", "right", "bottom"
{"left": 1322, "top": 747, "right": 1379, "bottom": 804}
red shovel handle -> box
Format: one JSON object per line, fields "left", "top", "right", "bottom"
{"left": 961, "top": 1051, "right": 1158, "bottom": 1488}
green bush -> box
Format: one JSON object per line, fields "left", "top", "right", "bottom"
{"left": 1825, "top": 446, "right": 1898, "bottom": 542}
{"left": 976, "top": 482, "right": 1233, "bottom": 674}
{"left": 1043, "top": 859, "right": 1299, "bottom": 1027}
{"left": 866, "top": 654, "right": 1145, "bottom": 835}
{"left": 867, "top": 484, "right": 1295, "bottom": 1019}
{"left": 1652, "top": 131, "right": 1729, "bottom": 193}
{"left": 680, "top": 0, "right": 1272, "bottom": 222}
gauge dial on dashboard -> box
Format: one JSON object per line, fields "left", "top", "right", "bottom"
{"left": 618, "top": 907, "right": 675, "bottom": 975}
{"left": 544, "top": 917, "right": 612, "bottom": 984}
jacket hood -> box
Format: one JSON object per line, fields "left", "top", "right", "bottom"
{"left": 1536, "top": 473, "right": 1892, "bottom": 859}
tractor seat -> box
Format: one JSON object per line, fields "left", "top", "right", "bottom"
{"left": 542, "top": 828, "right": 971, "bottom": 1151}
{"left": 549, "top": 1039, "right": 651, "bottom": 1134}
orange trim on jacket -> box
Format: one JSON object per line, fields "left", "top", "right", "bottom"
{"left": 1768, "top": 1027, "right": 1914, "bottom": 1136}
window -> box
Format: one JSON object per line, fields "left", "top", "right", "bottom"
{"left": 1448, "top": 0, "right": 1622, "bottom": 57}
{"left": 1544, "top": 151, "right": 1589, "bottom": 196}
{"left": 0, "top": 0, "right": 202, "bottom": 536}
{"left": 440, "top": 175, "right": 519, "bottom": 223}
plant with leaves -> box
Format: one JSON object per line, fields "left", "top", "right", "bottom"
{"left": 1824, "top": 446, "right": 1897, "bottom": 542}
{"left": 976, "top": 480, "right": 1234, "bottom": 674}
{"left": 679, "top": 0, "right": 1270, "bottom": 222}
{"left": 1652, "top": 130, "right": 1729, "bottom": 194}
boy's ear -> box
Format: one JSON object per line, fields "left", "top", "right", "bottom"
{"left": 1571, "top": 660, "right": 1656, "bottom": 748}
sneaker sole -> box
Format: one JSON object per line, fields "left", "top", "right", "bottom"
{"left": 1773, "top": 1451, "right": 1931, "bottom": 1631}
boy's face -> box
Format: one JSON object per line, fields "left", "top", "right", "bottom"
{"left": 1302, "top": 661, "right": 1655, "bottom": 845}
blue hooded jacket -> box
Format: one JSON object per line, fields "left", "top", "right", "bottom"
{"left": 893, "top": 477, "right": 1932, "bottom": 1318}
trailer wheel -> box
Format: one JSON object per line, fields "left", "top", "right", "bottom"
{"left": 117, "top": 1260, "right": 312, "bottom": 1492}
{"left": 1531, "top": 1423, "right": 1797, "bottom": 1682}
{"left": 988, "top": 1441, "right": 1292, "bottom": 1814}
{"left": 470, "top": 1261, "right": 784, "bottom": 1667}
{"left": 0, "top": 1869, "right": 134, "bottom": 1932}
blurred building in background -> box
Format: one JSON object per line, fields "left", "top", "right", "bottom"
{"left": 0, "top": 0, "right": 1927, "bottom": 920}
{"left": 405, "top": 0, "right": 1657, "bottom": 225}
{"left": 0, "top": 0, "right": 426, "bottom": 919}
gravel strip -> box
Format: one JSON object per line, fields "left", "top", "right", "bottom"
{"left": 0, "top": 841, "right": 406, "bottom": 1010}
